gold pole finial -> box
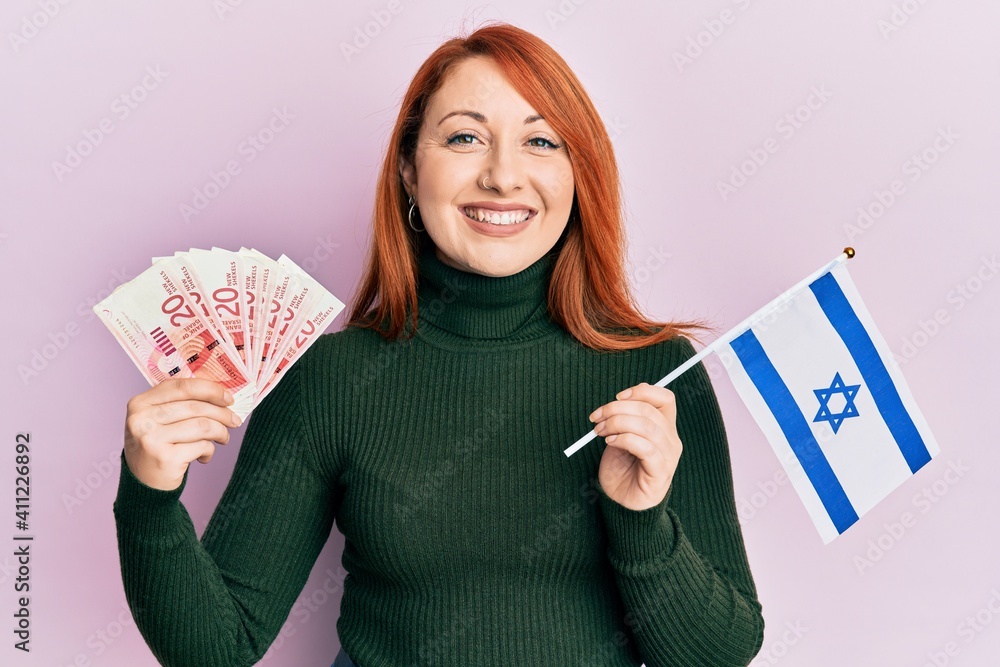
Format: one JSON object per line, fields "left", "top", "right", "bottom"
{"left": 844, "top": 247, "right": 856, "bottom": 259}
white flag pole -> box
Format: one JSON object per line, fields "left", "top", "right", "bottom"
{"left": 563, "top": 247, "right": 856, "bottom": 458}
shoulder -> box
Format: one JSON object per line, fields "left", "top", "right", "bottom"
{"left": 302, "top": 323, "right": 406, "bottom": 360}
{"left": 309, "top": 324, "right": 385, "bottom": 356}
{"left": 616, "top": 333, "right": 720, "bottom": 409}
{"left": 598, "top": 328, "right": 700, "bottom": 369}
{"left": 642, "top": 335, "right": 706, "bottom": 389}
{"left": 644, "top": 332, "right": 698, "bottom": 363}
{"left": 295, "top": 324, "right": 417, "bottom": 393}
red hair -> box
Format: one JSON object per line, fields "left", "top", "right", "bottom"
{"left": 346, "top": 21, "right": 706, "bottom": 350}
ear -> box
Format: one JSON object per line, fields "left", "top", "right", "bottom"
{"left": 398, "top": 154, "right": 417, "bottom": 199}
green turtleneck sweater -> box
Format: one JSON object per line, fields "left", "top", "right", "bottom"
{"left": 113, "top": 245, "right": 764, "bottom": 667}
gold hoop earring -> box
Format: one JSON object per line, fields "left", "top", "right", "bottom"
{"left": 407, "top": 195, "right": 424, "bottom": 232}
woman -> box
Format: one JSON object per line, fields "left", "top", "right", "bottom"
{"left": 115, "top": 22, "right": 764, "bottom": 667}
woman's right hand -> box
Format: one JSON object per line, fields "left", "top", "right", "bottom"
{"left": 123, "top": 378, "right": 244, "bottom": 491}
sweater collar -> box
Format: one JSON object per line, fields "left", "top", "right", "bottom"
{"left": 415, "top": 245, "right": 560, "bottom": 347}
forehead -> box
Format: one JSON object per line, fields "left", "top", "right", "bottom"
{"left": 426, "top": 56, "right": 537, "bottom": 118}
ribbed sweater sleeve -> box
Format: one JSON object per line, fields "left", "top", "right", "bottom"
{"left": 112, "top": 349, "right": 338, "bottom": 667}
{"left": 595, "top": 339, "right": 764, "bottom": 667}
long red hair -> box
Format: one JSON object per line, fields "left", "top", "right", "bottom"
{"left": 345, "top": 21, "right": 705, "bottom": 350}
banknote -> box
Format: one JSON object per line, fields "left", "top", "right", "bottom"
{"left": 236, "top": 247, "right": 281, "bottom": 382}
{"left": 97, "top": 258, "right": 258, "bottom": 416}
{"left": 153, "top": 253, "right": 244, "bottom": 368}
{"left": 94, "top": 246, "right": 344, "bottom": 418}
{"left": 185, "top": 248, "right": 250, "bottom": 373}
{"left": 247, "top": 251, "right": 294, "bottom": 384}
{"left": 255, "top": 255, "right": 345, "bottom": 401}
{"left": 94, "top": 305, "right": 194, "bottom": 385}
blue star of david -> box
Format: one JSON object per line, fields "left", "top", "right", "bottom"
{"left": 812, "top": 372, "right": 862, "bottom": 434}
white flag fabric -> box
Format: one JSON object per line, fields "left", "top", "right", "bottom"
{"left": 719, "top": 262, "right": 939, "bottom": 544}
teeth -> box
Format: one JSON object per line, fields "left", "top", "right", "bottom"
{"left": 463, "top": 207, "right": 531, "bottom": 225}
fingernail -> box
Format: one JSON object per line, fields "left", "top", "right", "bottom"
{"left": 589, "top": 407, "right": 603, "bottom": 422}
{"left": 617, "top": 388, "right": 632, "bottom": 400}
{"left": 224, "top": 390, "right": 234, "bottom": 405}
{"left": 231, "top": 412, "right": 242, "bottom": 427}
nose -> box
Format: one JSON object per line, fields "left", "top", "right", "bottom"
{"left": 483, "top": 142, "right": 524, "bottom": 194}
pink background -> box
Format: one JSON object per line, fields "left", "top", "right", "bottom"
{"left": 2, "top": 1, "right": 998, "bottom": 665}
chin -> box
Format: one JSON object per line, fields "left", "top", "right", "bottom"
{"left": 481, "top": 254, "right": 537, "bottom": 277}
{"left": 459, "top": 258, "right": 508, "bottom": 278}
{"left": 453, "top": 253, "right": 521, "bottom": 278}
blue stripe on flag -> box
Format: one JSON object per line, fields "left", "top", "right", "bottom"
{"left": 731, "top": 330, "right": 860, "bottom": 534}
{"left": 809, "top": 273, "right": 932, "bottom": 474}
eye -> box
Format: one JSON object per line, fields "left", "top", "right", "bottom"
{"left": 527, "top": 136, "right": 561, "bottom": 150}
{"left": 447, "top": 132, "right": 480, "bottom": 146}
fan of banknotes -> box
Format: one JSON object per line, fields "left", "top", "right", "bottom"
{"left": 93, "top": 247, "right": 345, "bottom": 418}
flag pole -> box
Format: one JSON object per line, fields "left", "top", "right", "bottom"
{"left": 563, "top": 247, "right": 856, "bottom": 457}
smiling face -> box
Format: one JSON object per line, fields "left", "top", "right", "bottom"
{"left": 399, "top": 56, "right": 575, "bottom": 277}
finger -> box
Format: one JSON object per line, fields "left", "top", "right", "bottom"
{"left": 174, "top": 441, "right": 216, "bottom": 465}
{"left": 594, "top": 413, "right": 663, "bottom": 443}
{"left": 602, "top": 431, "right": 659, "bottom": 463}
{"left": 130, "top": 378, "right": 235, "bottom": 411}
{"left": 153, "top": 417, "right": 232, "bottom": 448}
{"left": 590, "top": 398, "right": 663, "bottom": 423}
{"left": 146, "top": 399, "right": 243, "bottom": 429}
{"left": 195, "top": 444, "right": 215, "bottom": 464}
{"left": 590, "top": 384, "right": 673, "bottom": 421}
{"left": 617, "top": 382, "right": 676, "bottom": 418}
{"left": 126, "top": 401, "right": 240, "bottom": 444}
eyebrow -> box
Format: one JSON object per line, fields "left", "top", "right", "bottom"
{"left": 436, "top": 110, "right": 545, "bottom": 126}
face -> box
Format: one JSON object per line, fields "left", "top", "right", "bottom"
{"left": 399, "top": 56, "right": 575, "bottom": 277}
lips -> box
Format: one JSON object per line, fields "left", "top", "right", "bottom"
{"left": 459, "top": 201, "right": 537, "bottom": 227}
{"left": 462, "top": 207, "right": 533, "bottom": 225}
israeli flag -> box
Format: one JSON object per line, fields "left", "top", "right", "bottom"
{"left": 720, "top": 262, "right": 939, "bottom": 544}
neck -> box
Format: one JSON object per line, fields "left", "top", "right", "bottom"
{"left": 415, "top": 245, "right": 561, "bottom": 348}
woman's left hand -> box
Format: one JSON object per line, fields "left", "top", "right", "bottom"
{"left": 589, "top": 382, "right": 683, "bottom": 511}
